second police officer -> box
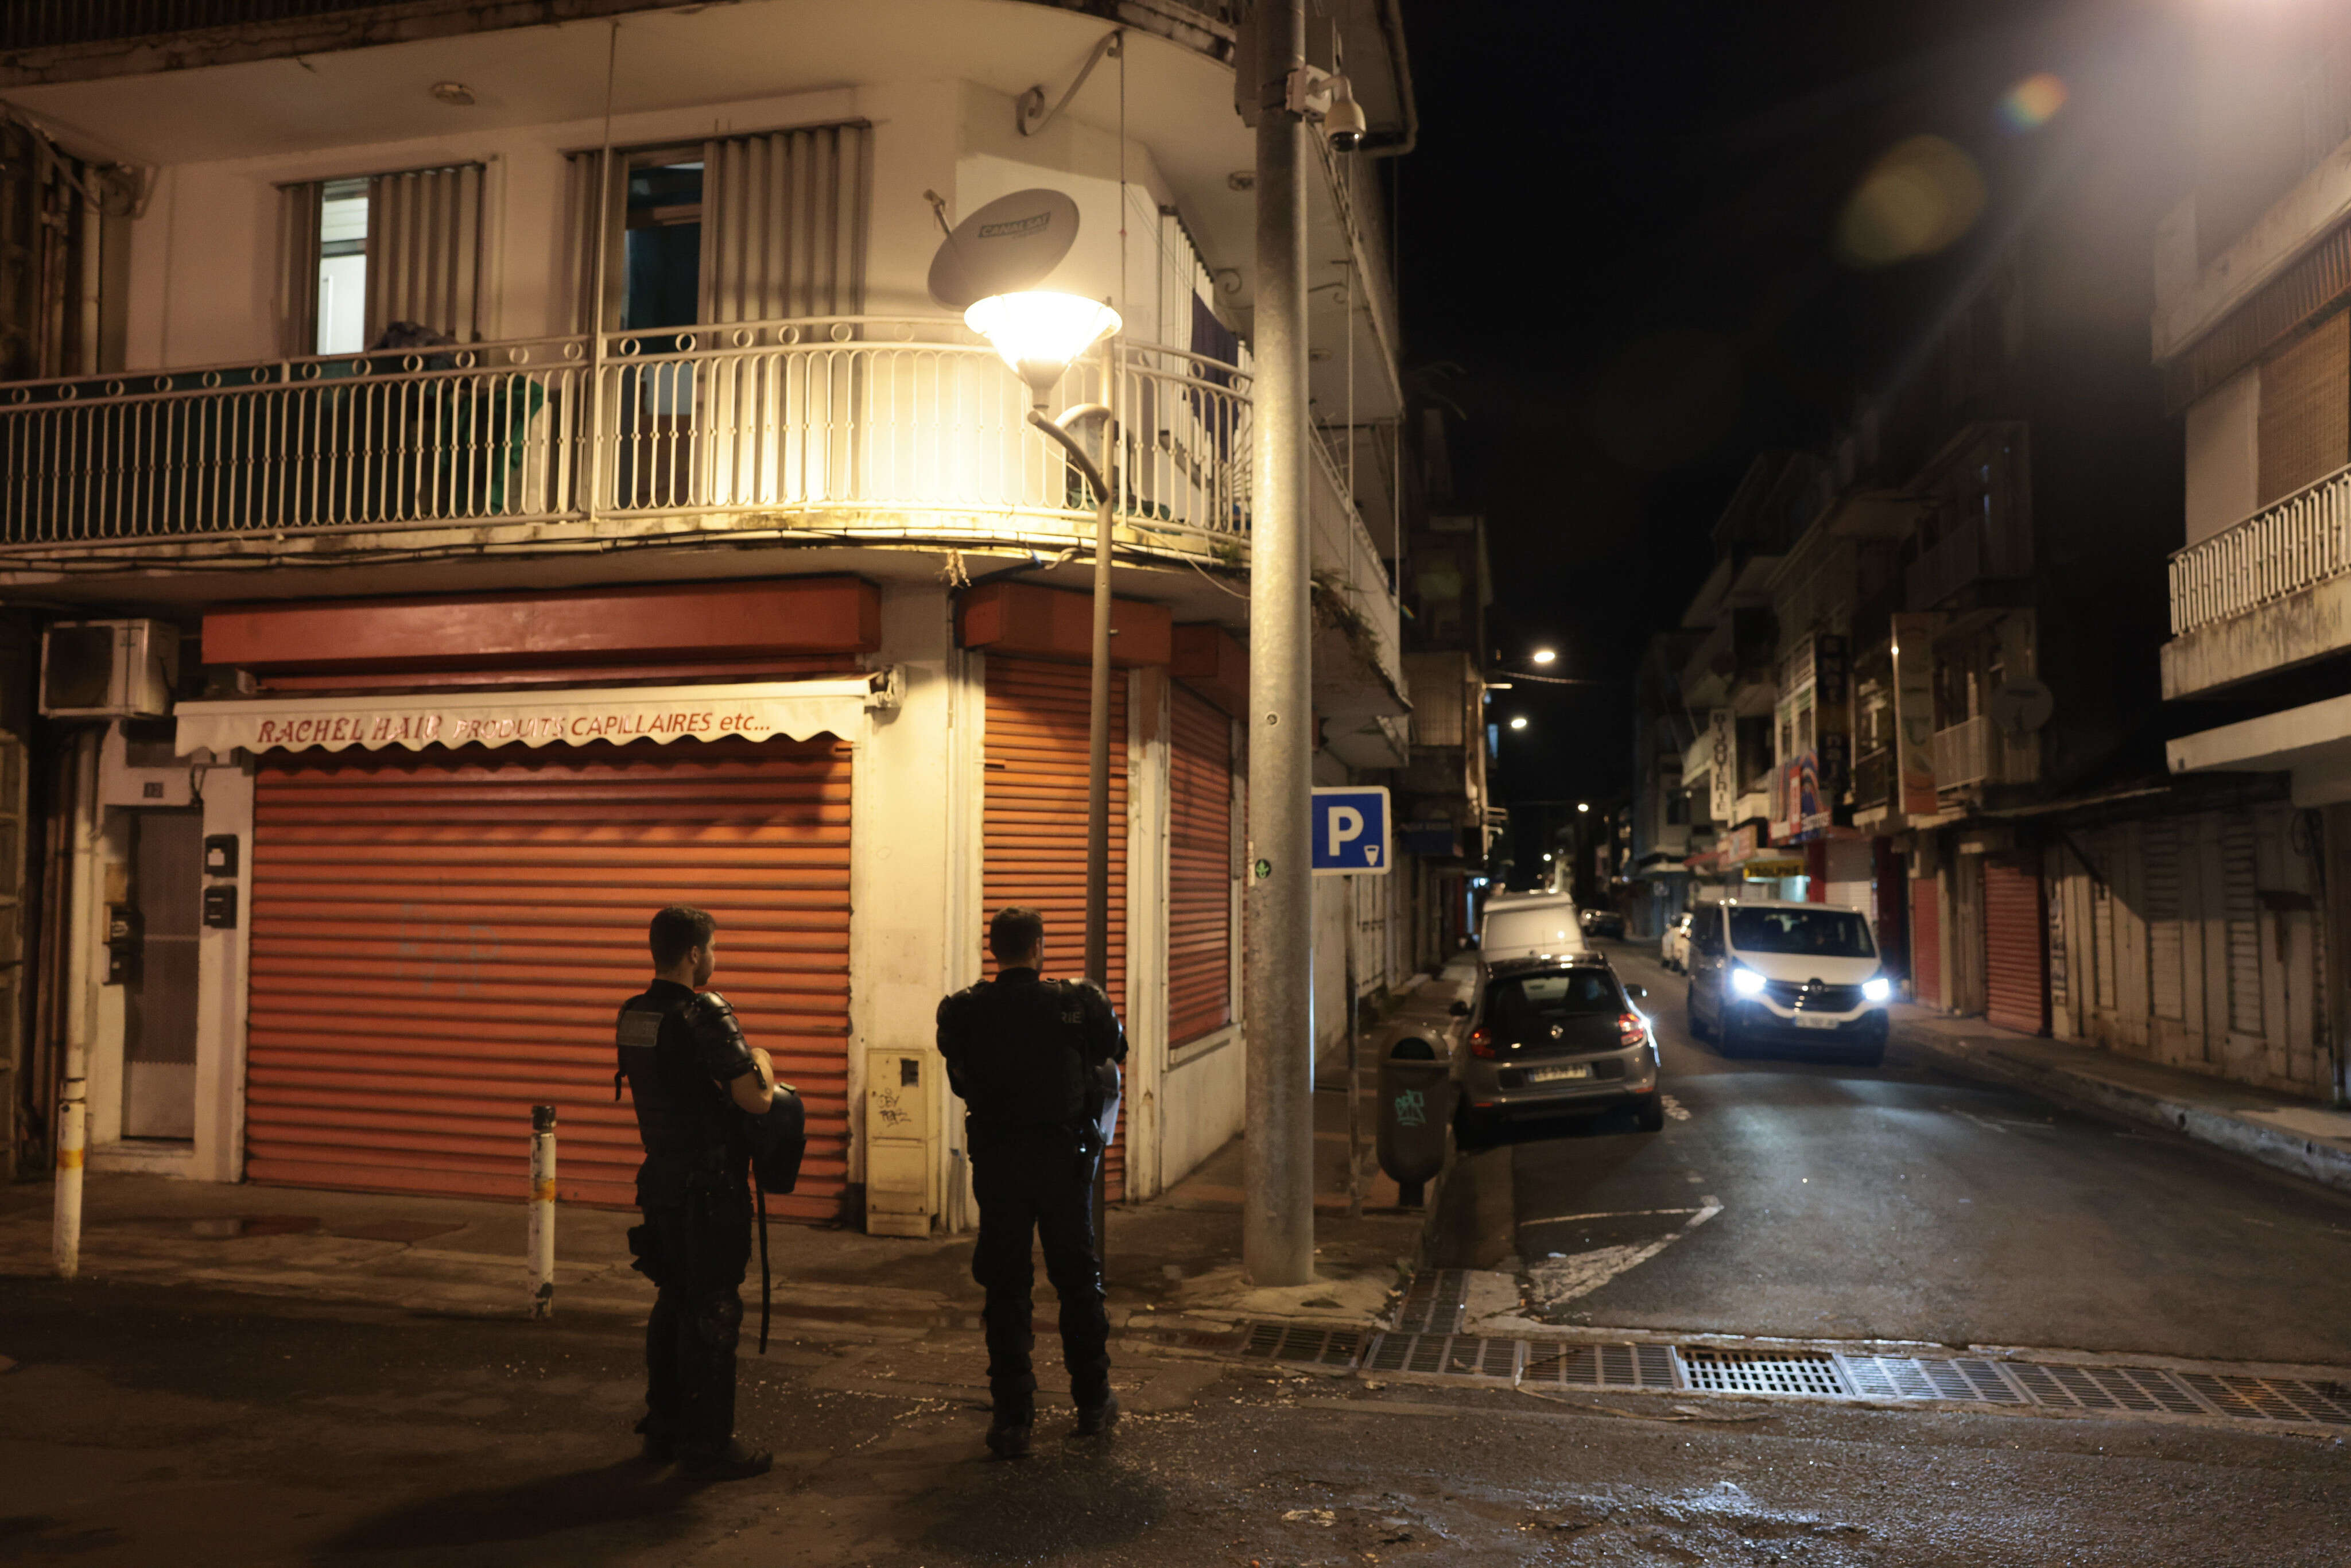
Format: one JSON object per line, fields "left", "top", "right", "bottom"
{"left": 937, "top": 906, "right": 1128, "bottom": 1458}
{"left": 615, "top": 905, "right": 778, "bottom": 1481}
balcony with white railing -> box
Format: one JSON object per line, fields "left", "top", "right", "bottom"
{"left": 2165, "top": 461, "right": 2351, "bottom": 697}
{"left": 1931, "top": 715, "right": 2036, "bottom": 792}
{"left": 0, "top": 317, "right": 1253, "bottom": 564}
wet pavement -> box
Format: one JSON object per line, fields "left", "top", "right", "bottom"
{"left": 3, "top": 1275, "right": 2348, "bottom": 1566}
{"left": 1453, "top": 944, "right": 2351, "bottom": 1367}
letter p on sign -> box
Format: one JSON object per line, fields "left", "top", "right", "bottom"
{"left": 1310, "top": 786, "right": 1391, "bottom": 876}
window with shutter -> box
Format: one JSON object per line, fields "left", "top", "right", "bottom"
{"left": 2256, "top": 308, "right": 2350, "bottom": 504}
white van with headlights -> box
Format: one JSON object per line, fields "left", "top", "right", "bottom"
{"left": 1684, "top": 899, "right": 1891, "bottom": 1064}
{"left": 1478, "top": 891, "right": 1588, "bottom": 962}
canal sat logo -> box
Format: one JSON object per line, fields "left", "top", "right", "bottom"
{"left": 979, "top": 211, "right": 1053, "bottom": 240}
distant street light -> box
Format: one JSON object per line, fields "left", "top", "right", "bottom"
{"left": 1508, "top": 715, "right": 1529, "bottom": 731}
{"left": 1530, "top": 648, "right": 1557, "bottom": 665}
{"left": 1542, "top": 852, "right": 1553, "bottom": 861}
{"left": 1576, "top": 801, "right": 1590, "bottom": 813}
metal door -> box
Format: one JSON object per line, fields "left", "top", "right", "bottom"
{"left": 122, "top": 809, "right": 201, "bottom": 1140}
{"left": 983, "top": 657, "right": 1131, "bottom": 1199}
{"left": 243, "top": 736, "right": 853, "bottom": 1217}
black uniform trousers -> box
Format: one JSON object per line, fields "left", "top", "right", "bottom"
{"left": 968, "top": 1124, "right": 1110, "bottom": 1421}
{"left": 632, "top": 1170, "right": 752, "bottom": 1456}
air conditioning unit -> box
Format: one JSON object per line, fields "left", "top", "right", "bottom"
{"left": 40, "top": 620, "right": 180, "bottom": 719}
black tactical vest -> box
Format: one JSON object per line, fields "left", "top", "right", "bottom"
{"left": 615, "top": 982, "right": 748, "bottom": 1164}
{"left": 940, "top": 973, "right": 1095, "bottom": 1130}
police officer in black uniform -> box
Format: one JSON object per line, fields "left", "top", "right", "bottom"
{"left": 615, "top": 905, "right": 777, "bottom": 1481}
{"left": 937, "top": 906, "right": 1128, "bottom": 1458}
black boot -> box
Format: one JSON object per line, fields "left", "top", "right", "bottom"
{"left": 986, "top": 1403, "right": 1034, "bottom": 1459}
{"left": 680, "top": 1438, "right": 773, "bottom": 1481}
{"left": 633, "top": 1415, "right": 677, "bottom": 1464}
{"left": 1073, "top": 1392, "right": 1120, "bottom": 1438}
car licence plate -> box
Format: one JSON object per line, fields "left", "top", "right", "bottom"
{"left": 1528, "top": 1064, "right": 1593, "bottom": 1082}
{"left": 1793, "top": 1013, "right": 1842, "bottom": 1030}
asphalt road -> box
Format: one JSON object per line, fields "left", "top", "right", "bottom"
{"left": 1448, "top": 942, "right": 2351, "bottom": 1365}
{"left": 3, "top": 1278, "right": 2348, "bottom": 1567}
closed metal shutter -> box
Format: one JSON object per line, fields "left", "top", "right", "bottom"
{"left": 1982, "top": 856, "right": 2046, "bottom": 1035}
{"left": 2043, "top": 844, "right": 2068, "bottom": 1015}
{"left": 2146, "top": 821, "right": 2186, "bottom": 1021}
{"left": 245, "top": 736, "right": 854, "bottom": 1219}
{"left": 2222, "top": 814, "right": 2263, "bottom": 1036}
{"left": 2257, "top": 308, "right": 2349, "bottom": 506}
{"left": 1169, "top": 685, "right": 1233, "bottom": 1045}
{"left": 1909, "top": 877, "right": 1940, "bottom": 1008}
{"left": 2092, "top": 875, "right": 2116, "bottom": 1011}
{"left": 983, "top": 658, "right": 1131, "bottom": 1199}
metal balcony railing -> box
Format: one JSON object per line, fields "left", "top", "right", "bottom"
{"left": 0, "top": 318, "right": 1254, "bottom": 556}
{"left": 2169, "top": 461, "right": 2351, "bottom": 637}
{"left": 1931, "top": 716, "right": 2035, "bottom": 791}
{"left": 1853, "top": 746, "right": 1894, "bottom": 812}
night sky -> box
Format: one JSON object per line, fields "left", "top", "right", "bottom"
{"left": 1394, "top": 0, "right": 2181, "bottom": 862}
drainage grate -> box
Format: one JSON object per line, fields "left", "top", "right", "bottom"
{"left": 1238, "top": 1322, "right": 1363, "bottom": 1368}
{"left": 1393, "top": 1269, "right": 1470, "bottom": 1335}
{"left": 1681, "top": 1349, "right": 1848, "bottom": 1398}
{"left": 1233, "top": 1314, "right": 2351, "bottom": 1431}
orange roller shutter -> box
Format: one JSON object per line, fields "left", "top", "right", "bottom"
{"left": 1983, "top": 856, "right": 2047, "bottom": 1035}
{"left": 245, "top": 736, "right": 853, "bottom": 1220}
{"left": 1910, "top": 877, "right": 1941, "bottom": 1010}
{"left": 1169, "top": 684, "right": 1233, "bottom": 1045}
{"left": 983, "top": 657, "right": 1130, "bottom": 1199}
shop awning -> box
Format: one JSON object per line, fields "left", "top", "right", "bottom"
{"left": 174, "top": 673, "right": 895, "bottom": 756}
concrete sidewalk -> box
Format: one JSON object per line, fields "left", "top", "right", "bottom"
{"left": 0, "top": 1051, "right": 1435, "bottom": 1338}
{"left": 1895, "top": 1005, "right": 2351, "bottom": 1196}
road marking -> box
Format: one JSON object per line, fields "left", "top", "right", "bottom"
{"left": 1523, "top": 1205, "right": 1710, "bottom": 1228}
{"left": 1524, "top": 1198, "right": 1722, "bottom": 1310}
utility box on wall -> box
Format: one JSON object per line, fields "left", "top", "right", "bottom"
{"left": 863, "top": 1048, "right": 940, "bottom": 1237}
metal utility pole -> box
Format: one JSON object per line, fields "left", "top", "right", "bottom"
{"left": 1243, "top": 0, "right": 1316, "bottom": 1287}
{"left": 1083, "top": 337, "right": 1118, "bottom": 993}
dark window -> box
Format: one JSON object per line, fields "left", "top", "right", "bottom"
{"left": 1728, "top": 907, "right": 1876, "bottom": 959}
{"left": 1485, "top": 971, "right": 1623, "bottom": 1034}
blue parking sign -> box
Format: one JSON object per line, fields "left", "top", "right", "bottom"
{"left": 1310, "top": 786, "right": 1391, "bottom": 876}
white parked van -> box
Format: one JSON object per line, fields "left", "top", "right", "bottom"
{"left": 1478, "top": 892, "right": 1587, "bottom": 962}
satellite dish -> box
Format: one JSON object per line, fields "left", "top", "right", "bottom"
{"left": 926, "top": 189, "right": 1083, "bottom": 311}
{"left": 1989, "top": 678, "right": 2054, "bottom": 737}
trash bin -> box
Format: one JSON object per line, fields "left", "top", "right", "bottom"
{"left": 1377, "top": 1037, "right": 1456, "bottom": 1208}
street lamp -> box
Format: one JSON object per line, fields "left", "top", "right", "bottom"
{"left": 1508, "top": 715, "right": 1529, "bottom": 731}
{"left": 1530, "top": 648, "right": 1557, "bottom": 665}
{"left": 964, "top": 290, "right": 1123, "bottom": 995}
{"left": 1577, "top": 801, "right": 1590, "bottom": 813}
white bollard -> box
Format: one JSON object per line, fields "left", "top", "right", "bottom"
{"left": 53, "top": 1090, "right": 84, "bottom": 1279}
{"left": 53, "top": 727, "right": 100, "bottom": 1282}
{"left": 529, "top": 1104, "right": 557, "bottom": 1319}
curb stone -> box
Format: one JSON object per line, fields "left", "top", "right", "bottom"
{"left": 1902, "top": 1026, "right": 2351, "bottom": 1197}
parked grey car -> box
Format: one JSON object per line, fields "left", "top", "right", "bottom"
{"left": 1449, "top": 954, "right": 1663, "bottom": 1143}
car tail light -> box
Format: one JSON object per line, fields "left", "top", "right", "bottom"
{"left": 1617, "top": 1011, "right": 1648, "bottom": 1047}
{"left": 1469, "top": 1025, "right": 1496, "bottom": 1058}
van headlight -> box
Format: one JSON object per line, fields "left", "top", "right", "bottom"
{"left": 1730, "top": 967, "right": 1766, "bottom": 998}
{"left": 1862, "top": 976, "right": 1892, "bottom": 1004}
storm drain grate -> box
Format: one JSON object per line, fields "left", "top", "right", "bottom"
{"left": 1842, "top": 1356, "right": 2023, "bottom": 1404}
{"left": 1239, "top": 1322, "right": 1363, "bottom": 1368}
{"left": 1393, "top": 1269, "right": 1471, "bottom": 1335}
{"left": 1681, "top": 1349, "right": 1848, "bottom": 1398}
{"left": 1236, "top": 1318, "right": 2351, "bottom": 1430}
